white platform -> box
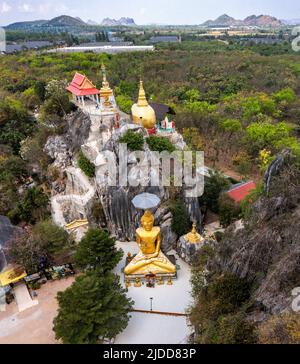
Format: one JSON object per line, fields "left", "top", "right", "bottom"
{"left": 114, "top": 242, "right": 193, "bottom": 344}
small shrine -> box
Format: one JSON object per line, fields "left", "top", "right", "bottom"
{"left": 67, "top": 65, "right": 120, "bottom": 127}
{"left": 177, "top": 223, "right": 204, "bottom": 264}
{"left": 157, "top": 116, "right": 175, "bottom": 134}
{"left": 67, "top": 72, "right": 100, "bottom": 106}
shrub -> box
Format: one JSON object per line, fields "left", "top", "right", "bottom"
{"left": 77, "top": 151, "right": 95, "bottom": 178}
{"left": 190, "top": 274, "right": 254, "bottom": 343}
{"left": 146, "top": 135, "right": 175, "bottom": 153}
{"left": 199, "top": 170, "right": 231, "bottom": 214}
{"left": 8, "top": 186, "right": 50, "bottom": 224}
{"left": 218, "top": 194, "right": 241, "bottom": 227}
{"left": 115, "top": 94, "right": 133, "bottom": 114}
{"left": 258, "top": 312, "right": 300, "bottom": 344}
{"left": 169, "top": 200, "right": 190, "bottom": 236}
{"left": 119, "top": 130, "right": 144, "bottom": 151}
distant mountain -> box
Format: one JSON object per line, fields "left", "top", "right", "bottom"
{"left": 87, "top": 19, "right": 99, "bottom": 25}
{"left": 243, "top": 15, "right": 282, "bottom": 27}
{"left": 6, "top": 15, "right": 87, "bottom": 29}
{"left": 46, "top": 15, "right": 86, "bottom": 27}
{"left": 6, "top": 19, "right": 48, "bottom": 29}
{"left": 203, "top": 14, "right": 239, "bottom": 27}
{"left": 202, "top": 14, "right": 283, "bottom": 28}
{"left": 281, "top": 19, "right": 300, "bottom": 26}
{"left": 100, "top": 17, "right": 136, "bottom": 26}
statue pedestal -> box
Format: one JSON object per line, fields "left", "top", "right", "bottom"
{"left": 177, "top": 235, "right": 204, "bottom": 265}
{"left": 124, "top": 253, "right": 177, "bottom": 283}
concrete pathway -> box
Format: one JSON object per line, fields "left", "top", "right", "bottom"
{"left": 14, "top": 283, "right": 38, "bottom": 313}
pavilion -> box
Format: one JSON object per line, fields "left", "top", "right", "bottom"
{"left": 67, "top": 72, "right": 100, "bottom": 106}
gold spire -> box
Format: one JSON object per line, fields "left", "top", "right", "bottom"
{"left": 101, "top": 63, "right": 109, "bottom": 88}
{"left": 100, "top": 63, "right": 113, "bottom": 106}
{"left": 137, "top": 80, "right": 149, "bottom": 107}
{"left": 185, "top": 223, "right": 203, "bottom": 244}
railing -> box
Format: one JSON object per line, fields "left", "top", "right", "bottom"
{"left": 131, "top": 309, "right": 188, "bottom": 317}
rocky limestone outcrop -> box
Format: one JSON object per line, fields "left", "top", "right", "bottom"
{"left": 46, "top": 110, "right": 202, "bottom": 252}
{"left": 206, "top": 150, "right": 300, "bottom": 315}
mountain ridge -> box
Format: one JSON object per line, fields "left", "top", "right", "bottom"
{"left": 202, "top": 14, "right": 283, "bottom": 27}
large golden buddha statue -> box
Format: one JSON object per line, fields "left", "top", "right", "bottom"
{"left": 124, "top": 210, "right": 176, "bottom": 276}
{"left": 131, "top": 81, "right": 156, "bottom": 130}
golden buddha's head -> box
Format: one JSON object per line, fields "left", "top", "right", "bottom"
{"left": 141, "top": 210, "right": 154, "bottom": 231}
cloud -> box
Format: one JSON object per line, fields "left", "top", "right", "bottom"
{"left": 0, "top": 1, "right": 12, "bottom": 14}
{"left": 37, "top": 2, "right": 69, "bottom": 16}
{"left": 139, "top": 7, "right": 146, "bottom": 16}
{"left": 18, "top": 3, "right": 34, "bottom": 13}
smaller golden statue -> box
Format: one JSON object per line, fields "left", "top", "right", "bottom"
{"left": 134, "top": 278, "right": 142, "bottom": 287}
{"left": 185, "top": 223, "right": 203, "bottom": 244}
{"left": 157, "top": 277, "right": 164, "bottom": 285}
{"left": 124, "top": 210, "right": 176, "bottom": 276}
{"left": 167, "top": 278, "right": 173, "bottom": 285}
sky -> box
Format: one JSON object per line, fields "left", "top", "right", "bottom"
{"left": 0, "top": 0, "right": 300, "bottom": 26}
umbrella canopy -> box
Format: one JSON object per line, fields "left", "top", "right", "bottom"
{"left": 132, "top": 193, "right": 161, "bottom": 211}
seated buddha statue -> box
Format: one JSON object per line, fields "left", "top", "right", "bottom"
{"left": 124, "top": 210, "right": 176, "bottom": 276}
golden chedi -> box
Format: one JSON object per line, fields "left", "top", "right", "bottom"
{"left": 131, "top": 81, "right": 156, "bottom": 129}
{"left": 124, "top": 210, "right": 176, "bottom": 276}
{"left": 185, "top": 223, "right": 203, "bottom": 244}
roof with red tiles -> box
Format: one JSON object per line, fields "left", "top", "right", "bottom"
{"left": 225, "top": 180, "right": 256, "bottom": 203}
{"left": 67, "top": 72, "right": 100, "bottom": 96}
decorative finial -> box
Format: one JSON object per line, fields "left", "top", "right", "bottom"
{"left": 101, "top": 62, "right": 107, "bottom": 84}
{"left": 137, "top": 79, "right": 148, "bottom": 107}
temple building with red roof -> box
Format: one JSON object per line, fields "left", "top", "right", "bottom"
{"left": 225, "top": 180, "right": 256, "bottom": 204}
{"left": 67, "top": 64, "right": 118, "bottom": 113}
{"left": 67, "top": 72, "right": 100, "bottom": 106}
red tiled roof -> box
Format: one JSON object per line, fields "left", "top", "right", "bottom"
{"left": 225, "top": 181, "right": 256, "bottom": 203}
{"left": 67, "top": 85, "right": 100, "bottom": 96}
{"left": 67, "top": 72, "right": 100, "bottom": 96}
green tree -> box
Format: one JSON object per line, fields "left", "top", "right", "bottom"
{"left": 146, "top": 135, "right": 175, "bottom": 153}
{"left": 43, "top": 79, "right": 72, "bottom": 117}
{"left": 74, "top": 228, "right": 123, "bottom": 272}
{"left": 8, "top": 186, "right": 49, "bottom": 224}
{"left": 273, "top": 87, "right": 296, "bottom": 105}
{"left": 218, "top": 194, "right": 240, "bottom": 227}
{"left": 115, "top": 94, "right": 133, "bottom": 114}
{"left": 8, "top": 220, "right": 69, "bottom": 273}
{"left": 77, "top": 151, "right": 95, "bottom": 178}
{"left": 53, "top": 270, "right": 133, "bottom": 344}
{"left": 119, "top": 130, "right": 144, "bottom": 151}
{"left": 199, "top": 170, "right": 230, "bottom": 213}
{"left": 169, "top": 200, "right": 190, "bottom": 236}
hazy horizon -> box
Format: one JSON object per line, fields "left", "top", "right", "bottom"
{"left": 0, "top": 0, "right": 300, "bottom": 26}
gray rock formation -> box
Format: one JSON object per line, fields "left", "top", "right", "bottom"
{"left": 177, "top": 236, "right": 202, "bottom": 264}
{"left": 207, "top": 151, "right": 300, "bottom": 314}
{"left": 46, "top": 110, "right": 202, "bottom": 252}
{"left": 0, "top": 216, "right": 22, "bottom": 272}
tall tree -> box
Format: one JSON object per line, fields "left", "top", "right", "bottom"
{"left": 74, "top": 228, "right": 123, "bottom": 272}
{"left": 53, "top": 270, "right": 133, "bottom": 344}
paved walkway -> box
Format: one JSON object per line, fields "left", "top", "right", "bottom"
{"left": 14, "top": 283, "right": 38, "bottom": 312}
